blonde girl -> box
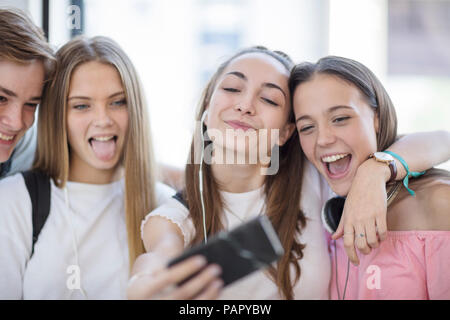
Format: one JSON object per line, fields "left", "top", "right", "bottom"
{"left": 0, "top": 36, "right": 173, "bottom": 299}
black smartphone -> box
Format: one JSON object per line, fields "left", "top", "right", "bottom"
{"left": 167, "top": 215, "right": 284, "bottom": 287}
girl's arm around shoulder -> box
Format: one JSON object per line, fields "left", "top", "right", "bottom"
{"left": 389, "top": 130, "right": 450, "bottom": 178}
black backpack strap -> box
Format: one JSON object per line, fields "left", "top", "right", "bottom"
{"left": 21, "top": 170, "right": 51, "bottom": 257}
{"left": 172, "top": 191, "right": 189, "bottom": 209}
{"left": 0, "top": 154, "right": 13, "bottom": 178}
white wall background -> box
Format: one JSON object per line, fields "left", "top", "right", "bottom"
{"left": 2, "top": 0, "right": 448, "bottom": 170}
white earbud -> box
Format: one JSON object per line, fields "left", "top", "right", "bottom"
{"left": 200, "top": 109, "right": 208, "bottom": 125}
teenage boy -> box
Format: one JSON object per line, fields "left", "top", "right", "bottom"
{"left": 0, "top": 8, "right": 54, "bottom": 179}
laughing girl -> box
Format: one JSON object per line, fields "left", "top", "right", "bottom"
{"left": 291, "top": 56, "right": 450, "bottom": 299}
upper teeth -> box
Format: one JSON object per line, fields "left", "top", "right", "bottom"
{"left": 92, "top": 136, "right": 114, "bottom": 142}
{"left": 0, "top": 132, "right": 14, "bottom": 141}
{"left": 322, "top": 153, "right": 349, "bottom": 163}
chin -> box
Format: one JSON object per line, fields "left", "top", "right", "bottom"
{"left": 90, "top": 158, "right": 120, "bottom": 171}
{"left": 0, "top": 153, "right": 8, "bottom": 163}
{"left": 328, "top": 181, "right": 351, "bottom": 197}
{"left": 0, "top": 146, "right": 15, "bottom": 163}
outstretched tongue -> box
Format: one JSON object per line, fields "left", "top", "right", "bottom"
{"left": 328, "top": 155, "right": 350, "bottom": 175}
{"left": 91, "top": 139, "right": 116, "bottom": 161}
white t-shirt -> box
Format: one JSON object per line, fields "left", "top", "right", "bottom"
{"left": 0, "top": 173, "right": 175, "bottom": 299}
{"left": 142, "top": 161, "right": 332, "bottom": 299}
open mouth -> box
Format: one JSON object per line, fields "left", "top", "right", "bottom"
{"left": 321, "top": 153, "right": 352, "bottom": 179}
{"left": 0, "top": 132, "right": 16, "bottom": 145}
{"left": 88, "top": 135, "right": 118, "bottom": 161}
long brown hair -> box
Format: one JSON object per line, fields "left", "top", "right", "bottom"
{"left": 0, "top": 8, "right": 55, "bottom": 81}
{"left": 34, "top": 36, "right": 156, "bottom": 267}
{"left": 183, "top": 46, "right": 306, "bottom": 299}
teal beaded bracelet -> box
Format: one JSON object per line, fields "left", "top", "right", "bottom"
{"left": 382, "top": 151, "right": 426, "bottom": 196}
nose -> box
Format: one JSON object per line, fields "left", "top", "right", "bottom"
{"left": 316, "top": 123, "right": 336, "bottom": 147}
{"left": 0, "top": 103, "right": 25, "bottom": 132}
{"left": 234, "top": 94, "right": 256, "bottom": 116}
{"left": 93, "top": 105, "right": 113, "bottom": 127}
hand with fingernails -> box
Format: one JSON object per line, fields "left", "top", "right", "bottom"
{"left": 127, "top": 251, "right": 223, "bottom": 300}
{"left": 332, "top": 160, "right": 388, "bottom": 265}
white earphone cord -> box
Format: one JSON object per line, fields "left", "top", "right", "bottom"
{"left": 199, "top": 164, "right": 207, "bottom": 244}
{"left": 199, "top": 110, "right": 208, "bottom": 244}
{"left": 64, "top": 187, "right": 88, "bottom": 299}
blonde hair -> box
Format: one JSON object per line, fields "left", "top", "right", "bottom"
{"left": 183, "top": 47, "right": 306, "bottom": 299}
{"left": 34, "top": 36, "right": 156, "bottom": 267}
{"left": 0, "top": 8, "right": 55, "bottom": 81}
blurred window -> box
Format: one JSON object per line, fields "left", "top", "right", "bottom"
{"left": 388, "top": 0, "right": 450, "bottom": 76}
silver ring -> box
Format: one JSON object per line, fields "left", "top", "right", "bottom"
{"left": 359, "top": 233, "right": 365, "bottom": 238}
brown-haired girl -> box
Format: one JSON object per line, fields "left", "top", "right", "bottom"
{"left": 290, "top": 55, "right": 450, "bottom": 299}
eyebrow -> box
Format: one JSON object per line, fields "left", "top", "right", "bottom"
{"left": 0, "top": 86, "right": 41, "bottom": 101}
{"left": 295, "top": 105, "right": 354, "bottom": 123}
{"left": 226, "top": 71, "right": 246, "bottom": 80}
{"left": 224, "top": 71, "right": 287, "bottom": 98}
{"left": 68, "top": 91, "right": 125, "bottom": 101}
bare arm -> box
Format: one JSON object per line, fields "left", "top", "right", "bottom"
{"left": 357, "top": 130, "right": 450, "bottom": 186}
{"left": 127, "top": 217, "right": 223, "bottom": 300}
{"left": 387, "top": 130, "right": 450, "bottom": 179}
{"left": 142, "top": 216, "right": 185, "bottom": 257}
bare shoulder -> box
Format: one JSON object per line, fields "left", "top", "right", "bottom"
{"left": 418, "top": 181, "right": 450, "bottom": 230}
{"left": 387, "top": 178, "right": 450, "bottom": 231}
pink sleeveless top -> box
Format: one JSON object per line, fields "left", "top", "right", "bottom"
{"left": 328, "top": 231, "right": 450, "bottom": 300}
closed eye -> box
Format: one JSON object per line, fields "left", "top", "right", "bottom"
{"left": 261, "top": 97, "right": 278, "bottom": 106}
{"left": 299, "top": 125, "right": 314, "bottom": 133}
{"left": 223, "top": 87, "right": 240, "bottom": 93}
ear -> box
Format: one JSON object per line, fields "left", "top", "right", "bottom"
{"left": 278, "top": 122, "right": 296, "bottom": 146}
{"left": 374, "top": 111, "right": 380, "bottom": 134}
